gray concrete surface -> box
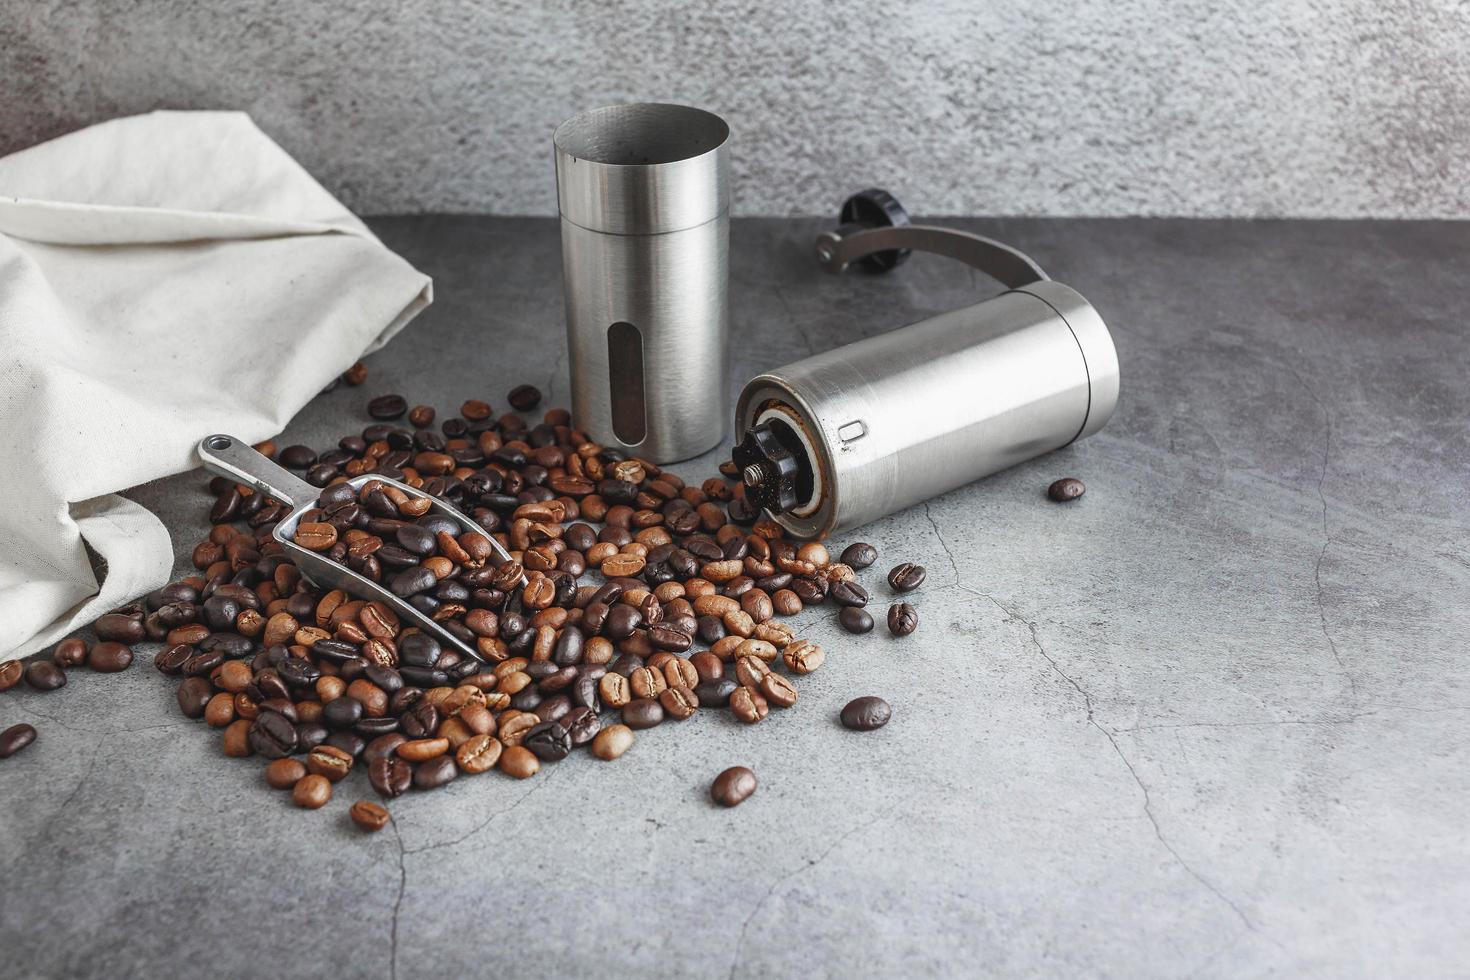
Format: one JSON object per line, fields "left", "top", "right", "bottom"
{"left": 1, "top": 215, "right": 1468, "bottom": 978}
{"left": 5, "top": 1, "right": 1470, "bottom": 218}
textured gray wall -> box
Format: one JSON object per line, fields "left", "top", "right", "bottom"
{"left": 4, "top": 0, "right": 1468, "bottom": 218}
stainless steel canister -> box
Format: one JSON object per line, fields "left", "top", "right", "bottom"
{"left": 733, "top": 190, "right": 1120, "bottom": 539}
{"left": 554, "top": 103, "right": 730, "bottom": 463}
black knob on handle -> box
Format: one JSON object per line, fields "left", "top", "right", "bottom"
{"left": 837, "top": 188, "right": 911, "bottom": 273}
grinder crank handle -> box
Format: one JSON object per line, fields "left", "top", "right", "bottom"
{"left": 813, "top": 188, "right": 1049, "bottom": 290}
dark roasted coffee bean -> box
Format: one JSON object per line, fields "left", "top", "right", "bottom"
{"left": 395, "top": 524, "right": 435, "bottom": 556}
{"left": 829, "top": 580, "right": 868, "bottom": 607}
{"left": 791, "top": 575, "right": 827, "bottom": 605}
{"left": 398, "top": 632, "right": 441, "bottom": 668}
{"left": 507, "top": 384, "right": 542, "bottom": 411}
{"left": 623, "top": 697, "right": 664, "bottom": 730}
{"left": 553, "top": 628, "right": 584, "bottom": 667}
{"left": 389, "top": 566, "right": 437, "bottom": 598}
{"left": 408, "top": 405, "right": 436, "bottom": 428}
{"left": 154, "top": 643, "right": 194, "bottom": 674}
{"left": 370, "top": 756, "right": 413, "bottom": 798}
{"left": 887, "top": 563, "right": 926, "bottom": 592}
{"left": 325, "top": 731, "right": 366, "bottom": 759}
{"left": 695, "top": 677, "right": 738, "bottom": 707}
{"left": 52, "top": 638, "right": 89, "bottom": 668}
{"left": 413, "top": 755, "right": 458, "bottom": 790}
{"left": 368, "top": 394, "right": 408, "bottom": 420}
{"left": 279, "top": 445, "right": 318, "bottom": 469}
{"left": 0, "top": 723, "right": 38, "bottom": 759}
{"left": 201, "top": 595, "right": 239, "bottom": 631}
{"left": 175, "top": 676, "right": 212, "bottom": 717}
{"left": 840, "top": 542, "right": 878, "bottom": 570}
{"left": 887, "top": 602, "right": 919, "bottom": 636}
{"left": 322, "top": 696, "right": 364, "bottom": 729}
{"left": 364, "top": 733, "right": 407, "bottom": 764}
{"left": 351, "top": 799, "right": 392, "bottom": 832}
{"left": 524, "top": 720, "right": 572, "bottom": 761}
{"left": 838, "top": 606, "right": 874, "bottom": 634}
{"left": 562, "top": 706, "right": 600, "bottom": 746}
{"left": 840, "top": 696, "right": 892, "bottom": 731}
{"left": 87, "top": 642, "right": 134, "bottom": 673}
{"left": 95, "top": 613, "right": 146, "bottom": 643}
{"left": 711, "top": 766, "right": 757, "bottom": 808}
{"left": 1048, "top": 476, "right": 1085, "bottom": 502}
{"left": 249, "top": 711, "right": 299, "bottom": 758}
{"left": 277, "top": 657, "right": 321, "bottom": 688}
{"left": 25, "top": 661, "right": 66, "bottom": 691}
{"left": 355, "top": 716, "right": 400, "bottom": 737}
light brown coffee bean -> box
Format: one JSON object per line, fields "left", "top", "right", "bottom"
{"left": 265, "top": 758, "right": 306, "bottom": 789}
{"left": 398, "top": 737, "right": 449, "bottom": 761}
{"left": 293, "top": 522, "right": 338, "bottom": 551}
{"left": 629, "top": 666, "right": 667, "bottom": 700}
{"left": 598, "top": 672, "right": 632, "bottom": 708}
{"left": 734, "top": 655, "right": 770, "bottom": 689}
{"left": 499, "top": 745, "right": 540, "bottom": 778}
{"left": 455, "top": 734, "right": 503, "bottom": 774}
{"left": 0, "top": 660, "right": 23, "bottom": 691}
{"left": 204, "top": 692, "right": 236, "bottom": 727}
{"left": 782, "top": 639, "right": 825, "bottom": 674}
{"left": 221, "top": 719, "right": 253, "bottom": 757}
{"left": 729, "top": 686, "right": 769, "bottom": 724}
{"left": 292, "top": 773, "right": 332, "bottom": 809}
{"left": 735, "top": 638, "right": 777, "bottom": 663}
{"left": 659, "top": 685, "right": 699, "bottom": 720}
{"left": 759, "top": 672, "right": 799, "bottom": 708}
{"left": 350, "top": 800, "right": 392, "bottom": 832}
{"left": 306, "top": 745, "right": 355, "bottom": 782}
{"left": 591, "top": 724, "right": 634, "bottom": 761}
{"left": 497, "top": 712, "right": 539, "bottom": 747}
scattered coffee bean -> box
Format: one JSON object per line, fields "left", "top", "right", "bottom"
{"left": 0, "top": 660, "right": 22, "bottom": 691}
{"left": 591, "top": 724, "right": 634, "bottom": 761}
{"left": 52, "top": 638, "right": 89, "bottom": 668}
{"left": 367, "top": 393, "right": 408, "bottom": 419}
{"left": 0, "top": 723, "right": 37, "bottom": 759}
{"left": 25, "top": 661, "right": 66, "bottom": 691}
{"left": 342, "top": 361, "right": 369, "bottom": 386}
{"left": 839, "top": 606, "right": 874, "bottom": 634}
{"left": 887, "top": 602, "right": 919, "bottom": 636}
{"left": 829, "top": 579, "right": 869, "bottom": 607}
{"left": 887, "top": 562, "right": 926, "bottom": 593}
{"left": 711, "top": 766, "right": 757, "bottom": 807}
{"left": 1048, "top": 477, "right": 1085, "bottom": 502}
{"left": 350, "top": 800, "right": 391, "bottom": 832}
{"left": 840, "top": 696, "right": 892, "bottom": 731}
{"left": 265, "top": 758, "right": 307, "bottom": 789}
{"left": 840, "top": 542, "right": 878, "bottom": 570}
{"left": 407, "top": 405, "right": 436, "bottom": 428}
{"left": 292, "top": 773, "right": 332, "bottom": 809}
{"left": 87, "top": 642, "right": 134, "bottom": 673}
{"left": 279, "top": 445, "right": 318, "bottom": 469}
{"left": 507, "top": 384, "right": 542, "bottom": 411}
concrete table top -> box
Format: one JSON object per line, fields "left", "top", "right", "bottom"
{"left": 2, "top": 216, "right": 1466, "bottom": 979}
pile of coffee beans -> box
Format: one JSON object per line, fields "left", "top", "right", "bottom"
{"left": 0, "top": 387, "right": 924, "bottom": 826}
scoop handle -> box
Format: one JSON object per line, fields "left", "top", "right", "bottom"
{"left": 197, "top": 434, "right": 319, "bottom": 509}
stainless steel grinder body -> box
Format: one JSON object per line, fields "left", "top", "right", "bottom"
{"left": 734, "top": 192, "right": 1120, "bottom": 539}
{"left": 554, "top": 103, "right": 730, "bottom": 463}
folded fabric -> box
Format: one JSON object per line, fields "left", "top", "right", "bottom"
{"left": 0, "top": 110, "right": 432, "bottom": 658}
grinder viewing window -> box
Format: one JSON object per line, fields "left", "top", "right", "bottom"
{"left": 733, "top": 189, "right": 1120, "bottom": 539}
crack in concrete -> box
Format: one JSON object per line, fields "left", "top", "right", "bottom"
{"left": 390, "top": 819, "right": 406, "bottom": 980}
{"left": 1117, "top": 703, "right": 1470, "bottom": 735}
{"left": 922, "top": 499, "right": 962, "bottom": 587}
{"left": 963, "top": 585, "right": 1272, "bottom": 941}
{"left": 407, "top": 768, "right": 556, "bottom": 855}
{"left": 726, "top": 812, "right": 885, "bottom": 980}
{"left": 1289, "top": 364, "right": 1358, "bottom": 706}
{"left": 15, "top": 702, "right": 186, "bottom": 737}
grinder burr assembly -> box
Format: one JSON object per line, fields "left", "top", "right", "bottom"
{"left": 554, "top": 103, "right": 731, "bottom": 464}
{"left": 733, "top": 189, "right": 1120, "bottom": 539}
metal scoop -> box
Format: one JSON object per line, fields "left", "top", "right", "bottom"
{"left": 197, "top": 433, "right": 517, "bottom": 662}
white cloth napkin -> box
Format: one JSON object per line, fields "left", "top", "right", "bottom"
{"left": 0, "top": 110, "right": 432, "bottom": 658}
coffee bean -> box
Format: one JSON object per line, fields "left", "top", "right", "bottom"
{"left": 0, "top": 723, "right": 37, "bottom": 759}
{"left": 729, "top": 686, "right": 769, "bottom": 724}
{"left": 389, "top": 566, "right": 437, "bottom": 598}
{"left": 695, "top": 677, "right": 738, "bottom": 707}
{"left": 460, "top": 398, "right": 493, "bottom": 421}
{"left": 829, "top": 580, "right": 869, "bottom": 607}
{"left": 1048, "top": 477, "right": 1085, "bottom": 502}
{"left": 887, "top": 602, "right": 919, "bottom": 636}
{"left": 398, "top": 737, "right": 449, "bottom": 761}
{"left": 176, "top": 676, "right": 212, "bottom": 718}
{"left": 498, "top": 745, "right": 540, "bottom": 778}
{"left": 658, "top": 685, "right": 699, "bottom": 720}
{"left": 52, "top": 638, "right": 89, "bottom": 668}
{"left": 413, "top": 755, "right": 458, "bottom": 789}
{"left": 350, "top": 800, "right": 392, "bottom": 832}
{"left": 293, "top": 522, "right": 338, "bottom": 552}
{"left": 840, "top": 696, "right": 892, "bottom": 731}
{"left": 249, "top": 711, "right": 299, "bottom": 758}
{"left": 25, "top": 661, "right": 66, "bottom": 691}
{"left": 87, "top": 641, "right": 134, "bottom": 673}
{"left": 265, "top": 758, "right": 306, "bottom": 789}
{"left": 711, "top": 766, "right": 757, "bottom": 807}
{"left": 279, "top": 445, "right": 318, "bottom": 469}
{"left": 95, "top": 613, "right": 145, "bottom": 643}
{"left": 369, "top": 756, "right": 412, "bottom": 798}
{"left": 782, "top": 639, "right": 825, "bottom": 674}
{"left": 508, "top": 384, "right": 542, "bottom": 411}
{"left": 591, "top": 724, "right": 634, "bottom": 760}
{"left": 0, "top": 660, "right": 23, "bottom": 691}
{"left": 838, "top": 606, "right": 874, "bottom": 634}
{"left": 887, "top": 562, "right": 926, "bottom": 593}
{"left": 840, "top": 542, "right": 878, "bottom": 570}
{"left": 623, "top": 697, "right": 664, "bottom": 729}
{"left": 524, "top": 720, "right": 572, "bottom": 762}
{"left": 408, "top": 405, "right": 436, "bottom": 428}
{"left": 759, "top": 673, "right": 798, "bottom": 708}
{"left": 342, "top": 361, "right": 369, "bottom": 386}
{"left": 305, "top": 745, "right": 355, "bottom": 782}
{"left": 368, "top": 394, "right": 408, "bottom": 419}
{"left": 292, "top": 773, "right": 332, "bottom": 808}
{"left": 455, "top": 734, "right": 503, "bottom": 773}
